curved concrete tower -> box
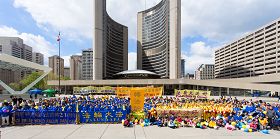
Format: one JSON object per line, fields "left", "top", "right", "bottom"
{"left": 93, "top": 0, "right": 128, "bottom": 80}
{"left": 137, "top": 0, "right": 181, "bottom": 79}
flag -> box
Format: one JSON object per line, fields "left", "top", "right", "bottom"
{"left": 57, "top": 32, "right": 61, "bottom": 42}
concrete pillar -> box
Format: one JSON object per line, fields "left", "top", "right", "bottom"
{"left": 219, "top": 87, "right": 222, "bottom": 96}
{"left": 179, "top": 84, "right": 182, "bottom": 90}
{"left": 227, "top": 88, "right": 230, "bottom": 96}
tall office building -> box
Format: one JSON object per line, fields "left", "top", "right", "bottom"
{"left": 0, "top": 37, "right": 33, "bottom": 88}
{"left": 64, "top": 67, "right": 70, "bottom": 79}
{"left": 195, "top": 64, "right": 215, "bottom": 80}
{"left": 82, "top": 49, "right": 93, "bottom": 80}
{"left": 70, "top": 55, "right": 82, "bottom": 80}
{"left": 48, "top": 55, "right": 64, "bottom": 79}
{"left": 215, "top": 18, "right": 280, "bottom": 79}
{"left": 181, "top": 59, "right": 185, "bottom": 78}
{"left": 32, "top": 52, "right": 44, "bottom": 65}
{"left": 93, "top": 0, "right": 128, "bottom": 80}
{"left": 0, "top": 37, "right": 32, "bottom": 61}
{"left": 137, "top": 0, "right": 181, "bottom": 79}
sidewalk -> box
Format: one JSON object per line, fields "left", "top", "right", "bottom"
{"left": 1, "top": 124, "right": 280, "bottom": 139}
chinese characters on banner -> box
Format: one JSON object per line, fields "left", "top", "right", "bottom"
{"left": 73, "top": 86, "right": 116, "bottom": 94}
{"left": 79, "top": 110, "right": 128, "bottom": 123}
{"left": 116, "top": 87, "right": 163, "bottom": 98}
{"left": 156, "top": 109, "right": 203, "bottom": 119}
{"left": 14, "top": 110, "right": 128, "bottom": 125}
{"left": 174, "top": 89, "right": 211, "bottom": 99}
{"left": 15, "top": 111, "right": 76, "bottom": 125}
{"left": 130, "top": 88, "right": 145, "bottom": 112}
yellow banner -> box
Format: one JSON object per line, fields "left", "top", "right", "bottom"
{"left": 73, "top": 86, "right": 116, "bottom": 94}
{"left": 116, "top": 87, "right": 163, "bottom": 98}
{"left": 175, "top": 89, "right": 210, "bottom": 99}
{"left": 116, "top": 87, "right": 130, "bottom": 97}
{"left": 130, "top": 88, "right": 145, "bottom": 112}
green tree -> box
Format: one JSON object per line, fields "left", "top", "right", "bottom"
{"left": 48, "top": 72, "right": 70, "bottom": 80}
{"left": 9, "top": 72, "right": 48, "bottom": 91}
{"left": 21, "top": 72, "right": 47, "bottom": 89}
{"left": 9, "top": 82, "right": 22, "bottom": 90}
{"left": 62, "top": 76, "right": 71, "bottom": 80}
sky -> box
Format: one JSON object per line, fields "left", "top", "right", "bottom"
{"left": 0, "top": 0, "right": 280, "bottom": 74}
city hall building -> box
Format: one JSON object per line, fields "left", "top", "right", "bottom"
{"left": 93, "top": 0, "right": 128, "bottom": 80}
{"left": 48, "top": 73, "right": 280, "bottom": 96}
{"left": 67, "top": 1, "right": 278, "bottom": 97}
{"left": 137, "top": 0, "right": 181, "bottom": 79}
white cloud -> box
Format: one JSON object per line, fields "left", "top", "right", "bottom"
{"left": 181, "top": 0, "right": 280, "bottom": 41}
{"left": 128, "top": 52, "right": 137, "bottom": 70}
{"left": 13, "top": 0, "right": 280, "bottom": 42}
{"left": 61, "top": 53, "right": 82, "bottom": 67}
{"left": 61, "top": 56, "right": 70, "bottom": 67}
{"left": 13, "top": 0, "right": 93, "bottom": 40}
{"left": 12, "top": 0, "right": 280, "bottom": 73}
{"left": 0, "top": 25, "right": 56, "bottom": 65}
{"left": 0, "top": 26, "right": 18, "bottom": 36}
{"left": 183, "top": 41, "right": 220, "bottom": 74}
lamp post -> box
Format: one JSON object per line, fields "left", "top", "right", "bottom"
{"left": 57, "top": 32, "right": 61, "bottom": 95}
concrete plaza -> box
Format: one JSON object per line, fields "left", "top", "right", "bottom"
{"left": 1, "top": 124, "right": 280, "bottom": 139}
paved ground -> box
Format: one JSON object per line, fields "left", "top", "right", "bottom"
{"left": 1, "top": 124, "right": 280, "bottom": 139}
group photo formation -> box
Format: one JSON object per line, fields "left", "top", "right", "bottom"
{"left": 1, "top": 88, "right": 280, "bottom": 134}
{"left": 1, "top": 0, "right": 280, "bottom": 138}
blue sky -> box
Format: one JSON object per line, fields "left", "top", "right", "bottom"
{"left": 1, "top": 0, "right": 280, "bottom": 74}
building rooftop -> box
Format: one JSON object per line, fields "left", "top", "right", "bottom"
{"left": 115, "top": 70, "right": 158, "bottom": 75}
{"left": 113, "top": 70, "right": 161, "bottom": 79}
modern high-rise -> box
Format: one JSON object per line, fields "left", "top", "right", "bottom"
{"left": 181, "top": 59, "right": 185, "bottom": 78}
{"left": 70, "top": 55, "right": 82, "bottom": 80}
{"left": 0, "top": 37, "right": 33, "bottom": 88}
{"left": 64, "top": 67, "right": 70, "bottom": 79}
{"left": 195, "top": 64, "right": 215, "bottom": 80}
{"left": 0, "top": 37, "right": 32, "bottom": 61}
{"left": 32, "top": 52, "right": 44, "bottom": 65}
{"left": 82, "top": 49, "right": 93, "bottom": 80}
{"left": 48, "top": 55, "right": 64, "bottom": 79}
{"left": 93, "top": 0, "right": 128, "bottom": 80}
{"left": 215, "top": 18, "right": 280, "bottom": 79}
{"left": 137, "top": 0, "right": 181, "bottom": 79}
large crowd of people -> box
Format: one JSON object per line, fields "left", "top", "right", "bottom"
{"left": 0, "top": 95, "right": 130, "bottom": 126}
{"left": 123, "top": 96, "right": 280, "bottom": 133}
{"left": 1, "top": 94, "right": 280, "bottom": 133}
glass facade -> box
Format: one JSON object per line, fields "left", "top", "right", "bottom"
{"left": 139, "top": 0, "right": 170, "bottom": 78}
{"left": 94, "top": 0, "right": 128, "bottom": 80}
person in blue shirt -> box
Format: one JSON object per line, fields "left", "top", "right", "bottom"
{"left": 233, "top": 106, "right": 240, "bottom": 113}
{"left": 66, "top": 105, "right": 73, "bottom": 112}
{"left": 81, "top": 104, "right": 88, "bottom": 112}
{"left": 245, "top": 103, "right": 256, "bottom": 113}
{"left": 233, "top": 112, "right": 243, "bottom": 121}
{"left": 88, "top": 105, "right": 94, "bottom": 112}
{"left": 1, "top": 102, "right": 10, "bottom": 126}
{"left": 227, "top": 113, "right": 233, "bottom": 122}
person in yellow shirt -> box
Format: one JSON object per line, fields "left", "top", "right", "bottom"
{"left": 259, "top": 116, "right": 268, "bottom": 130}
